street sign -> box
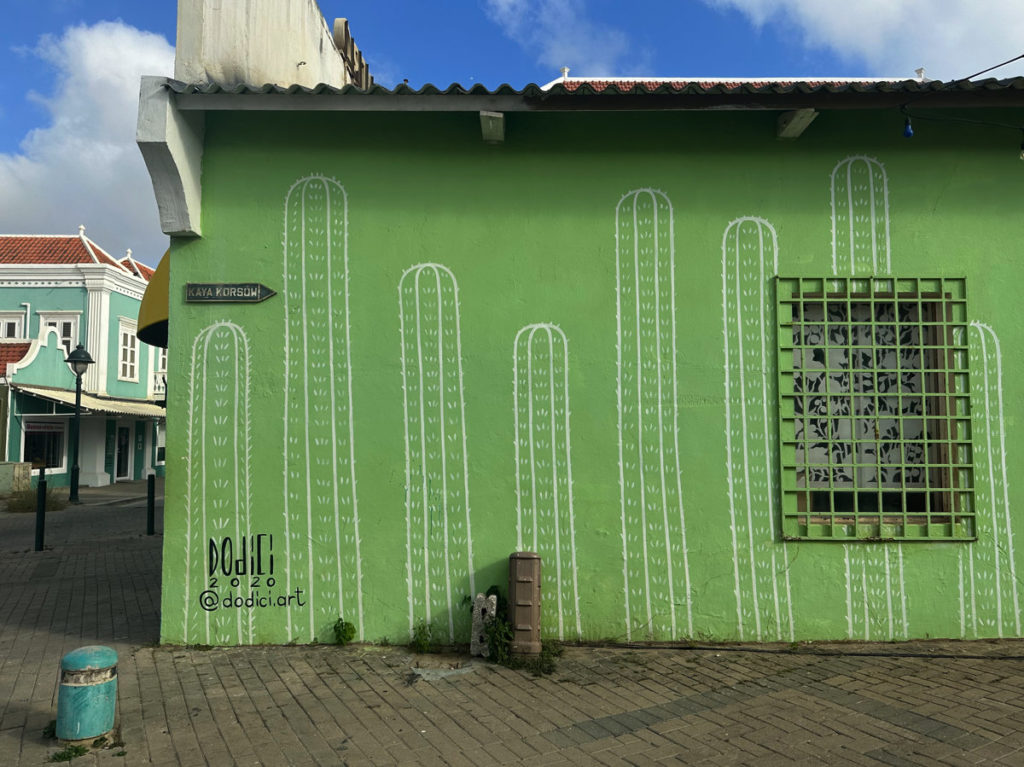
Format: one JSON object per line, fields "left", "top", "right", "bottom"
{"left": 184, "top": 283, "right": 276, "bottom": 303}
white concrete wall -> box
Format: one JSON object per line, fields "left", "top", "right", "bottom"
{"left": 79, "top": 419, "right": 111, "bottom": 487}
{"left": 176, "top": 0, "right": 354, "bottom": 88}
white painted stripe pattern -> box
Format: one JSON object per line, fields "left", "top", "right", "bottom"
{"left": 830, "top": 155, "right": 891, "bottom": 276}
{"left": 721, "top": 216, "right": 794, "bottom": 641}
{"left": 615, "top": 189, "right": 692, "bottom": 641}
{"left": 185, "top": 321, "right": 252, "bottom": 645}
{"left": 961, "top": 322, "right": 1021, "bottom": 637}
{"left": 513, "top": 323, "right": 582, "bottom": 640}
{"left": 830, "top": 155, "right": 907, "bottom": 640}
{"left": 399, "top": 263, "right": 476, "bottom": 643}
{"left": 283, "top": 175, "right": 364, "bottom": 643}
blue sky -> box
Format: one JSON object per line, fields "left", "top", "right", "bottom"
{"left": 1, "top": 0, "right": 1022, "bottom": 262}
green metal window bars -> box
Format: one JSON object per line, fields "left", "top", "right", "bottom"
{"left": 777, "top": 277, "right": 974, "bottom": 541}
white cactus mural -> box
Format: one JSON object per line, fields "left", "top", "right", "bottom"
{"left": 283, "top": 175, "right": 363, "bottom": 642}
{"left": 721, "top": 217, "right": 794, "bottom": 641}
{"left": 961, "top": 322, "right": 1021, "bottom": 637}
{"left": 831, "top": 155, "right": 891, "bottom": 275}
{"left": 615, "top": 189, "right": 692, "bottom": 640}
{"left": 399, "top": 262, "right": 475, "bottom": 643}
{"left": 185, "top": 321, "right": 253, "bottom": 645}
{"left": 513, "top": 323, "right": 582, "bottom": 640}
{"left": 826, "top": 156, "right": 908, "bottom": 640}
{"left": 842, "top": 546, "right": 909, "bottom": 641}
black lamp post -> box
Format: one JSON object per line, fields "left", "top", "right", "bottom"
{"left": 65, "top": 344, "right": 94, "bottom": 504}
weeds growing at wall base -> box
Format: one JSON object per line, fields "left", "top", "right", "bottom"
{"left": 6, "top": 487, "right": 67, "bottom": 513}
{"left": 333, "top": 617, "right": 356, "bottom": 646}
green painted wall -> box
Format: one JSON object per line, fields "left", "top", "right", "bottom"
{"left": 9, "top": 336, "right": 76, "bottom": 390}
{"left": 161, "top": 108, "right": 1024, "bottom": 646}
{"left": 8, "top": 391, "right": 73, "bottom": 486}
{"left": 133, "top": 420, "right": 146, "bottom": 479}
{"left": 0, "top": 286, "right": 85, "bottom": 339}
{"left": 105, "top": 292, "right": 148, "bottom": 398}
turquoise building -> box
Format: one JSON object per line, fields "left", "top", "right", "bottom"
{"left": 0, "top": 229, "right": 166, "bottom": 487}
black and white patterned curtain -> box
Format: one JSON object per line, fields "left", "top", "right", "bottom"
{"left": 793, "top": 300, "right": 925, "bottom": 490}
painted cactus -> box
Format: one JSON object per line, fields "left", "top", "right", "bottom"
{"left": 399, "top": 263, "right": 475, "bottom": 643}
{"left": 283, "top": 175, "right": 363, "bottom": 643}
{"left": 831, "top": 155, "right": 891, "bottom": 275}
{"left": 514, "top": 323, "right": 581, "bottom": 640}
{"left": 962, "top": 322, "right": 1021, "bottom": 637}
{"left": 184, "top": 321, "right": 252, "bottom": 645}
{"left": 615, "top": 189, "right": 692, "bottom": 641}
{"left": 842, "top": 546, "right": 907, "bottom": 640}
{"left": 721, "top": 217, "right": 794, "bottom": 641}
{"left": 829, "top": 156, "right": 907, "bottom": 640}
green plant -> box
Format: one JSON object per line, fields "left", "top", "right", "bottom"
{"left": 91, "top": 736, "right": 107, "bottom": 748}
{"left": 526, "top": 641, "right": 563, "bottom": 677}
{"left": 482, "top": 613, "right": 514, "bottom": 665}
{"left": 6, "top": 487, "right": 67, "bottom": 514}
{"left": 333, "top": 618, "right": 356, "bottom": 646}
{"left": 378, "top": 636, "right": 391, "bottom": 647}
{"left": 48, "top": 744, "right": 88, "bottom": 762}
{"left": 410, "top": 619, "right": 435, "bottom": 653}
{"left": 473, "top": 586, "right": 561, "bottom": 676}
{"left": 42, "top": 720, "right": 56, "bottom": 739}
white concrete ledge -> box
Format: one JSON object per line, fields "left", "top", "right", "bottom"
{"left": 137, "top": 76, "right": 204, "bottom": 237}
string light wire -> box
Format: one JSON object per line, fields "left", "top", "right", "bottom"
{"left": 897, "top": 52, "right": 1024, "bottom": 154}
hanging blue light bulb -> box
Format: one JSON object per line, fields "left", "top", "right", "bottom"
{"left": 903, "top": 117, "right": 914, "bottom": 138}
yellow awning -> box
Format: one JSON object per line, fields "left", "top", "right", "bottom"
{"left": 138, "top": 249, "right": 169, "bottom": 348}
{"left": 15, "top": 385, "right": 166, "bottom": 418}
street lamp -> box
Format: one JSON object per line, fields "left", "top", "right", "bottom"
{"left": 65, "top": 344, "right": 94, "bottom": 504}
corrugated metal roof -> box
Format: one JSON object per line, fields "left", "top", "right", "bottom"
{"left": 162, "top": 76, "right": 1024, "bottom": 114}
{"left": 164, "top": 76, "right": 1024, "bottom": 98}
{"left": 14, "top": 384, "right": 165, "bottom": 417}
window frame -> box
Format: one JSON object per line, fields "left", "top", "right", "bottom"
{"left": 776, "top": 276, "right": 974, "bottom": 542}
{"left": 0, "top": 312, "right": 24, "bottom": 339}
{"left": 23, "top": 420, "right": 67, "bottom": 475}
{"left": 37, "top": 311, "right": 80, "bottom": 356}
{"left": 118, "top": 319, "right": 139, "bottom": 382}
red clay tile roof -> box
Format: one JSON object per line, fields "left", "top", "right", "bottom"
{"left": 0, "top": 343, "right": 30, "bottom": 376}
{"left": 120, "top": 257, "right": 154, "bottom": 281}
{"left": 556, "top": 78, "right": 898, "bottom": 93}
{"left": 0, "top": 234, "right": 129, "bottom": 271}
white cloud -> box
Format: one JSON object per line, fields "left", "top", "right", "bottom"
{"left": 483, "top": 0, "right": 641, "bottom": 76}
{"left": 703, "top": 0, "right": 1024, "bottom": 79}
{"left": 0, "top": 21, "right": 174, "bottom": 265}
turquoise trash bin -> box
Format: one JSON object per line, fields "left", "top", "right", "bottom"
{"left": 56, "top": 646, "right": 117, "bottom": 742}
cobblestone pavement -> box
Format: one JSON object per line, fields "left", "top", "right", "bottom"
{"left": 3, "top": 501, "right": 1024, "bottom": 765}
{"left": 0, "top": 478, "right": 163, "bottom": 553}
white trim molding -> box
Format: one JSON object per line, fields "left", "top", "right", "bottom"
{"left": 36, "top": 311, "right": 81, "bottom": 356}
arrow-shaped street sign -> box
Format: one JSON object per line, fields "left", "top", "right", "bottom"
{"left": 184, "top": 283, "right": 277, "bottom": 303}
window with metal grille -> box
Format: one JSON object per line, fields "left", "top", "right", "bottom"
{"left": 777, "top": 277, "right": 974, "bottom": 541}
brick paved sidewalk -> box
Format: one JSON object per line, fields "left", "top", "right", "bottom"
{"left": 3, "top": 521, "right": 1024, "bottom": 765}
